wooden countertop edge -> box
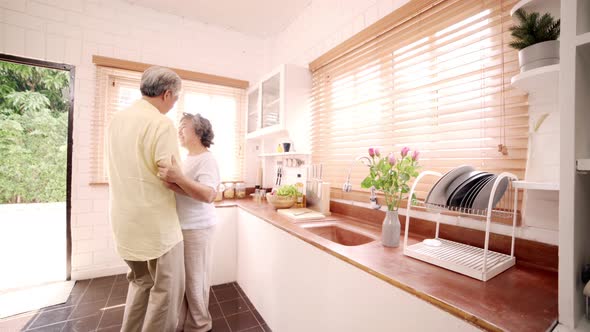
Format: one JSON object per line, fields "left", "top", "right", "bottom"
{"left": 221, "top": 201, "right": 505, "bottom": 332}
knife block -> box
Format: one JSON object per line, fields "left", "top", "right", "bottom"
{"left": 306, "top": 181, "right": 331, "bottom": 216}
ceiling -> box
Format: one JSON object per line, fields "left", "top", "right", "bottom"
{"left": 124, "top": 0, "right": 312, "bottom": 38}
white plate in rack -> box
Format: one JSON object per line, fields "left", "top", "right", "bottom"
{"left": 425, "top": 165, "right": 475, "bottom": 207}
{"left": 463, "top": 174, "right": 494, "bottom": 210}
{"left": 471, "top": 176, "right": 510, "bottom": 211}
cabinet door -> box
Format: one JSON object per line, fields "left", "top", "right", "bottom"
{"left": 211, "top": 207, "right": 237, "bottom": 285}
{"left": 261, "top": 73, "right": 281, "bottom": 128}
{"left": 247, "top": 88, "right": 259, "bottom": 134}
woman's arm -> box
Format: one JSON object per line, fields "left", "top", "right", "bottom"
{"left": 162, "top": 180, "right": 188, "bottom": 196}
{"left": 158, "top": 155, "right": 217, "bottom": 203}
{"left": 174, "top": 176, "right": 217, "bottom": 203}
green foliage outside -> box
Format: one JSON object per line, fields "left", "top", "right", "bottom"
{"left": 509, "top": 9, "right": 560, "bottom": 50}
{"left": 0, "top": 61, "right": 70, "bottom": 203}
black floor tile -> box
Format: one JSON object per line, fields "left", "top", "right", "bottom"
{"left": 89, "top": 276, "right": 116, "bottom": 287}
{"left": 209, "top": 302, "right": 223, "bottom": 320}
{"left": 225, "top": 311, "right": 259, "bottom": 332}
{"left": 28, "top": 305, "right": 75, "bottom": 329}
{"left": 219, "top": 297, "right": 249, "bottom": 316}
{"left": 98, "top": 307, "right": 124, "bottom": 329}
{"left": 106, "top": 295, "right": 126, "bottom": 307}
{"left": 0, "top": 276, "right": 271, "bottom": 332}
{"left": 211, "top": 318, "right": 231, "bottom": 332}
{"left": 68, "top": 299, "right": 107, "bottom": 320}
{"left": 212, "top": 282, "right": 235, "bottom": 291}
{"left": 62, "top": 313, "right": 101, "bottom": 331}
{"left": 213, "top": 286, "right": 240, "bottom": 302}
{"left": 28, "top": 321, "right": 66, "bottom": 331}
{"left": 78, "top": 285, "right": 111, "bottom": 304}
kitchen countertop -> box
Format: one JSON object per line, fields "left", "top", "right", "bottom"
{"left": 216, "top": 199, "right": 558, "bottom": 332}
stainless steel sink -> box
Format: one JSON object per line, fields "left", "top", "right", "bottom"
{"left": 298, "top": 221, "right": 376, "bottom": 246}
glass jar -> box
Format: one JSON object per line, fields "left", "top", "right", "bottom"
{"left": 223, "top": 182, "right": 235, "bottom": 199}
{"left": 214, "top": 183, "right": 225, "bottom": 202}
{"left": 235, "top": 182, "right": 246, "bottom": 199}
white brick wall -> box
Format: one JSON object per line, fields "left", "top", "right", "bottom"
{"left": 267, "top": 0, "right": 410, "bottom": 70}
{"left": 0, "top": 0, "right": 265, "bottom": 279}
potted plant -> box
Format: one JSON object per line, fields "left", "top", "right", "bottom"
{"left": 509, "top": 8, "right": 560, "bottom": 73}
{"left": 360, "top": 147, "right": 420, "bottom": 247}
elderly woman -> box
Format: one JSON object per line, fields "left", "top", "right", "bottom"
{"left": 157, "top": 113, "right": 220, "bottom": 332}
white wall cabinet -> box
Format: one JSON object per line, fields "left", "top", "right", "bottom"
{"left": 235, "top": 209, "right": 479, "bottom": 332}
{"left": 245, "top": 64, "right": 310, "bottom": 141}
{"left": 243, "top": 64, "right": 311, "bottom": 187}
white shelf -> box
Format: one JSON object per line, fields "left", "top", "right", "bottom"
{"left": 576, "top": 32, "right": 590, "bottom": 47}
{"left": 510, "top": 0, "right": 560, "bottom": 17}
{"left": 512, "top": 180, "right": 559, "bottom": 190}
{"left": 264, "top": 98, "right": 280, "bottom": 108}
{"left": 245, "top": 127, "right": 287, "bottom": 140}
{"left": 511, "top": 64, "right": 560, "bottom": 93}
{"left": 258, "top": 152, "right": 310, "bottom": 157}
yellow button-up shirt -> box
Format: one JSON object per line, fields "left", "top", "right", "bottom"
{"left": 106, "top": 99, "right": 182, "bottom": 261}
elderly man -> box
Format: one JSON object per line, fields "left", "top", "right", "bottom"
{"left": 107, "top": 66, "right": 184, "bottom": 332}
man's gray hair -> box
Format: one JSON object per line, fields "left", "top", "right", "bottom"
{"left": 140, "top": 66, "right": 182, "bottom": 97}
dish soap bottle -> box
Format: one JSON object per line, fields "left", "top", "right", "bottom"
{"left": 295, "top": 174, "right": 305, "bottom": 208}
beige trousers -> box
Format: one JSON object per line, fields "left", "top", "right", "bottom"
{"left": 177, "top": 227, "right": 216, "bottom": 332}
{"left": 122, "top": 241, "right": 185, "bottom": 332}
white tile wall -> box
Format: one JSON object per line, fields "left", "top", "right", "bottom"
{"left": 268, "top": 0, "right": 411, "bottom": 69}
{"left": 0, "top": 0, "right": 265, "bottom": 279}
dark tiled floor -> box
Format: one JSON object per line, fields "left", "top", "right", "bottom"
{"left": 0, "top": 275, "right": 271, "bottom": 332}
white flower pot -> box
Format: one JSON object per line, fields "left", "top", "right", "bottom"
{"left": 518, "top": 40, "right": 560, "bottom": 72}
{"left": 382, "top": 210, "right": 400, "bottom": 247}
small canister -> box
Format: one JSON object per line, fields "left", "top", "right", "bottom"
{"left": 235, "top": 182, "right": 246, "bottom": 199}
{"left": 214, "top": 183, "right": 225, "bottom": 202}
{"left": 223, "top": 182, "right": 235, "bottom": 199}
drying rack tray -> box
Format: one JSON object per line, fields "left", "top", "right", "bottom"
{"left": 404, "top": 238, "right": 515, "bottom": 281}
{"left": 403, "top": 170, "right": 519, "bottom": 282}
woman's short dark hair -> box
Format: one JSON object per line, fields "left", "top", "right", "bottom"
{"left": 182, "top": 113, "right": 214, "bottom": 148}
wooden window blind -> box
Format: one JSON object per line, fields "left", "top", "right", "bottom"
{"left": 309, "top": 0, "right": 527, "bottom": 202}
{"left": 91, "top": 66, "right": 246, "bottom": 184}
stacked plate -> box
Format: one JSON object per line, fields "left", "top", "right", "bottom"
{"left": 425, "top": 166, "right": 509, "bottom": 211}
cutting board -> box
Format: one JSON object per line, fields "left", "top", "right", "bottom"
{"left": 277, "top": 208, "right": 326, "bottom": 220}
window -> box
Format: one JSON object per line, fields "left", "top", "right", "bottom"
{"left": 310, "top": 0, "right": 527, "bottom": 201}
{"left": 91, "top": 67, "right": 246, "bottom": 183}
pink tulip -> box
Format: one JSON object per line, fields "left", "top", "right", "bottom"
{"left": 412, "top": 150, "right": 420, "bottom": 161}
{"left": 401, "top": 147, "right": 410, "bottom": 157}
{"left": 375, "top": 148, "right": 381, "bottom": 157}
{"left": 368, "top": 147, "right": 375, "bottom": 157}
{"left": 388, "top": 153, "right": 396, "bottom": 165}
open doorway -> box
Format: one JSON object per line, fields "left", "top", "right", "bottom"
{"left": 0, "top": 54, "right": 74, "bottom": 307}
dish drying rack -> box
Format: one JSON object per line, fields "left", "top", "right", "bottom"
{"left": 403, "top": 171, "right": 519, "bottom": 281}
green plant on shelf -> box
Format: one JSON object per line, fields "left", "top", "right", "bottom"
{"left": 509, "top": 9, "right": 560, "bottom": 50}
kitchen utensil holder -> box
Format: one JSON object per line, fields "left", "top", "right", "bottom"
{"left": 403, "top": 171, "right": 518, "bottom": 281}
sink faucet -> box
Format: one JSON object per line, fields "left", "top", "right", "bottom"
{"left": 369, "top": 186, "right": 381, "bottom": 210}
{"left": 342, "top": 156, "right": 370, "bottom": 192}
{"left": 342, "top": 156, "right": 381, "bottom": 209}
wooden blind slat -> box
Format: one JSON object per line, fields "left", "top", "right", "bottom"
{"left": 308, "top": 0, "right": 526, "bottom": 207}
